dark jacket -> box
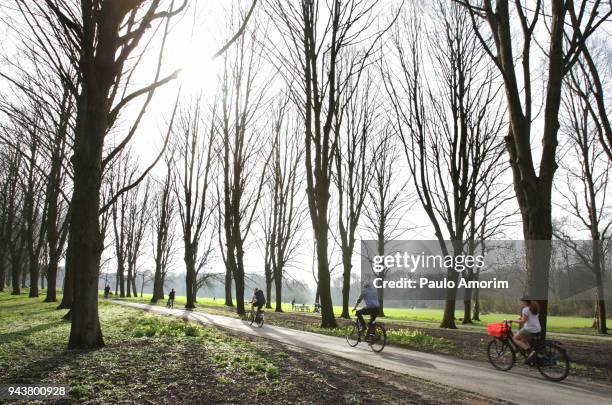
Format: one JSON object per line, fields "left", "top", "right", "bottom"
{"left": 254, "top": 290, "right": 266, "bottom": 305}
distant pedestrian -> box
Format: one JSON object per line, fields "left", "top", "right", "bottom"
{"left": 166, "top": 288, "right": 175, "bottom": 308}
{"left": 104, "top": 285, "right": 111, "bottom": 299}
{"left": 291, "top": 298, "right": 295, "bottom": 311}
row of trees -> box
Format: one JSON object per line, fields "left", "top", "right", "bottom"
{"left": 0, "top": 0, "right": 610, "bottom": 354}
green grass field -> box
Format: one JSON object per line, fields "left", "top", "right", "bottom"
{"left": 112, "top": 292, "right": 611, "bottom": 336}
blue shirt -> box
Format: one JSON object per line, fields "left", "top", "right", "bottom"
{"left": 358, "top": 286, "right": 379, "bottom": 308}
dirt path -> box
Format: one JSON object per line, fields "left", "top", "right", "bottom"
{"left": 113, "top": 300, "right": 612, "bottom": 405}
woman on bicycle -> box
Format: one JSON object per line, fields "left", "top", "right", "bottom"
{"left": 513, "top": 297, "right": 541, "bottom": 361}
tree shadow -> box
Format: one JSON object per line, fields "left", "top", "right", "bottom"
{"left": 0, "top": 301, "right": 46, "bottom": 311}
{"left": 0, "top": 321, "right": 65, "bottom": 345}
{"left": 1, "top": 347, "right": 88, "bottom": 384}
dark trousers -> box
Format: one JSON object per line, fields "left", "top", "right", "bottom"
{"left": 356, "top": 307, "right": 379, "bottom": 330}
{"left": 253, "top": 302, "right": 264, "bottom": 314}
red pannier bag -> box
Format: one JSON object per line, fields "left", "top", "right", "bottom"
{"left": 487, "top": 323, "right": 509, "bottom": 338}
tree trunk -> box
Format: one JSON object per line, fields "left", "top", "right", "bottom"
{"left": 185, "top": 245, "right": 196, "bottom": 309}
{"left": 11, "top": 256, "right": 21, "bottom": 295}
{"left": 57, "top": 252, "right": 74, "bottom": 309}
{"left": 235, "top": 246, "right": 246, "bottom": 315}
{"left": 0, "top": 258, "right": 5, "bottom": 293}
{"left": 45, "top": 256, "right": 58, "bottom": 302}
{"left": 131, "top": 271, "right": 137, "bottom": 298}
{"left": 21, "top": 267, "right": 27, "bottom": 288}
{"left": 440, "top": 244, "right": 463, "bottom": 329}
{"left": 316, "top": 232, "right": 336, "bottom": 328}
{"left": 28, "top": 260, "right": 39, "bottom": 298}
{"left": 440, "top": 268, "right": 460, "bottom": 329}
{"left": 274, "top": 266, "right": 283, "bottom": 312}
{"left": 224, "top": 268, "right": 233, "bottom": 307}
{"left": 265, "top": 263, "right": 273, "bottom": 309}
{"left": 118, "top": 264, "right": 125, "bottom": 297}
{"left": 462, "top": 271, "right": 473, "bottom": 324}
{"left": 126, "top": 264, "right": 132, "bottom": 297}
{"left": 151, "top": 264, "right": 164, "bottom": 303}
{"left": 592, "top": 242, "right": 608, "bottom": 334}
{"left": 340, "top": 248, "right": 351, "bottom": 319}
{"left": 66, "top": 72, "right": 107, "bottom": 349}
{"left": 472, "top": 272, "right": 481, "bottom": 321}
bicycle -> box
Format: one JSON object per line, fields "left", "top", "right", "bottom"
{"left": 487, "top": 320, "right": 570, "bottom": 382}
{"left": 246, "top": 307, "right": 264, "bottom": 328}
{"left": 346, "top": 318, "right": 387, "bottom": 353}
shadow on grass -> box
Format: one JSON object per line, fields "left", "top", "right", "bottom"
{"left": 0, "top": 301, "right": 53, "bottom": 311}
{"left": 0, "top": 347, "right": 89, "bottom": 384}
{"left": 0, "top": 320, "right": 65, "bottom": 345}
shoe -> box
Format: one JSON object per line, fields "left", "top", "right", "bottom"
{"left": 525, "top": 350, "right": 536, "bottom": 365}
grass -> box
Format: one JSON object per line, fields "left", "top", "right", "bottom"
{"left": 0, "top": 292, "right": 304, "bottom": 403}
{"left": 306, "top": 324, "right": 456, "bottom": 354}
{"left": 0, "top": 291, "right": 492, "bottom": 404}
{"left": 114, "top": 292, "right": 611, "bottom": 336}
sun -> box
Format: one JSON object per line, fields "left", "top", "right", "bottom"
{"left": 166, "top": 21, "right": 222, "bottom": 95}
{"left": 172, "top": 42, "right": 221, "bottom": 95}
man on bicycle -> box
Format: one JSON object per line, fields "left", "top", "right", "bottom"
{"left": 352, "top": 282, "right": 380, "bottom": 337}
{"left": 251, "top": 288, "right": 266, "bottom": 319}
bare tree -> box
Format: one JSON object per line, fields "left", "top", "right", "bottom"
{"left": 268, "top": 0, "right": 390, "bottom": 327}
{"left": 0, "top": 145, "right": 26, "bottom": 296}
{"left": 125, "top": 179, "right": 151, "bottom": 297}
{"left": 216, "top": 12, "right": 269, "bottom": 316}
{"left": 109, "top": 153, "right": 138, "bottom": 297}
{"left": 456, "top": 0, "right": 612, "bottom": 335}
{"left": 262, "top": 95, "right": 304, "bottom": 312}
{"left": 334, "top": 70, "right": 376, "bottom": 318}
{"left": 363, "top": 126, "right": 412, "bottom": 317}
{"left": 22, "top": 113, "right": 48, "bottom": 298}
{"left": 150, "top": 161, "right": 177, "bottom": 303}
{"left": 554, "top": 70, "right": 611, "bottom": 333}
{"left": 567, "top": 37, "right": 612, "bottom": 162}
{"left": 173, "top": 97, "right": 216, "bottom": 309}
{"left": 384, "top": 2, "right": 506, "bottom": 328}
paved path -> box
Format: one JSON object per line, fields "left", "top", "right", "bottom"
{"left": 114, "top": 301, "right": 612, "bottom": 405}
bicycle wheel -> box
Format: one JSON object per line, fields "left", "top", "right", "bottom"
{"left": 487, "top": 339, "right": 516, "bottom": 371}
{"left": 346, "top": 322, "right": 360, "bottom": 347}
{"left": 536, "top": 342, "right": 570, "bottom": 382}
{"left": 256, "top": 312, "right": 264, "bottom": 328}
{"left": 368, "top": 323, "right": 387, "bottom": 353}
{"left": 248, "top": 310, "right": 255, "bottom": 326}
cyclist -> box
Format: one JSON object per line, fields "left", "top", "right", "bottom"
{"left": 513, "top": 297, "right": 541, "bottom": 362}
{"left": 251, "top": 288, "right": 266, "bottom": 319}
{"left": 352, "top": 282, "right": 380, "bottom": 337}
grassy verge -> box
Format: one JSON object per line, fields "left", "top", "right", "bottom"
{"left": 0, "top": 293, "right": 286, "bottom": 403}
{"left": 0, "top": 291, "right": 496, "bottom": 404}
{"left": 113, "top": 292, "right": 612, "bottom": 337}
{"left": 113, "top": 294, "right": 456, "bottom": 354}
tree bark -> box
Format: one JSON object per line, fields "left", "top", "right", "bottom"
{"left": 274, "top": 266, "right": 283, "bottom": 312}
{"left": 340, "top": 248, "right": 351, "bottom": 319}
{"left": 0, "top": 261, "right": 5, "bottom": 293}
{"left": 316, "top": 230, "right": 336, "bottom": 327}
{"left": 185, "top": 244, "right": 196, "bottom": 309}
{"left": 28, "top": 261, "right": 39, "bottom": 298}
{"left": 57, "top": 252, "right": 73, "bottom": 309}
{"left": 224, "top": 269, "right": 233, "bottom": 307}
{"left": 265, "top": 263, "right": 273, "bottom": 309}
{"left": 10, "top": 256, "right": 21, "bottom": 295}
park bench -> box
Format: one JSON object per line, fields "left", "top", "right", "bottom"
{"left": 294, "top": 304, "right": 311, "bottom": 312}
